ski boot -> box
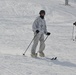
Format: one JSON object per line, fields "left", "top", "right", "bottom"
{"left": 39, "top": 52, "right": 45, "bottom": 57}
{"left": 31, "top": 53, "right": 37, "bottom": 58}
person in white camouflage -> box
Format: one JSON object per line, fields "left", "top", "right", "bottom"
{"left": 31, "top": 10, "right": 50, "bottom": 57}
{"left": 73, "top": 22, "right": 76, "bottom": 41}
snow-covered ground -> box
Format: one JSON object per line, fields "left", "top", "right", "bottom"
{"left": 0, "top": 0, "right": 76, "bottom": 75}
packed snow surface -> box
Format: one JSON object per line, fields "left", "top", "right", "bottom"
{"left": 0, "top": 0, "right": 76, "bottom": 75}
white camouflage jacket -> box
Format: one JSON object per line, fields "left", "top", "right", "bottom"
{"left": 32, "top": 16, "right": 47, "bottom": 34}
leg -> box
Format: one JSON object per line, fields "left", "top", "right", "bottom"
{"left": 39, "top": 34, "right": 45, "bottom": 57}
{"left": 31, "top": 33, "right": 40, "bottom": 55}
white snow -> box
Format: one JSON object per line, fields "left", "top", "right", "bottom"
{"left": 0, "top": 0, "right": 76, "bottom": 75}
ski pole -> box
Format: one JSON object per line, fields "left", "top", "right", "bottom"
{"left": 23, "top": 34, "right": 37, "bottom": 56}
{"left": 44, "top": 35, "right": 49, "bottom": 42}
{"left": 72, "top": 24, "right": 75, "bottom": 41}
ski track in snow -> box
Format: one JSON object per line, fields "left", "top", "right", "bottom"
{"left": 0, "top": 0, "right": 76, "bottom": 75}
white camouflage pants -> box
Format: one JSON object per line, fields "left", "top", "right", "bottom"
{"left": 31, "top": 33, "right": 45, "bottom": 54}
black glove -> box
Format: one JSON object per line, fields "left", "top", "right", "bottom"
{"left": 73, "top": 22, "right": 76, "bottom": 26}
{"left": 46, "top": 32, "right": 51, "bottom": 36}
{"left": 36, "top": 30, "right": 39, "bottom": 33}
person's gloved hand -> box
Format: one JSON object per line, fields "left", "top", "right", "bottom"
{"left": 73, "top": 22, "right": 76, "bottom": 26}
{"left": 36, "top": 30, "right": 39, "bottom": 33}
{"left": 46, "top": 32, "right": 51, "bottom": 36}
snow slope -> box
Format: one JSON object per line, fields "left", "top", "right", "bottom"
{"left": 0, "top": 0, "right": 76, "bottom": 75}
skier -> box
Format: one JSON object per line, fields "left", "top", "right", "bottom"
{"left": 31, "top": 10, "right": 51, "bottom": 58}
{"left": 73, "top": 22, "right": 76, "bottom": 41}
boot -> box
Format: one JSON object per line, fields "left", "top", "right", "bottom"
{"left": 31, "top": 53, "right": 37, "bottom": 58}
{"left": 39, "top": 52, "right": 45, "bottom": 57}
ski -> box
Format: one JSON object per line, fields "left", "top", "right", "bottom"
{"left": 45, "top": 57, "right": 57, "bottom": 60}
{"left": 23, "top": 54, "right": 57, "bottom": 60}
{"left": 50, "top": 57, "right": 57, "bottom": 60}
{"left": 35, "top": 57, "right": 57, "bottom": 61}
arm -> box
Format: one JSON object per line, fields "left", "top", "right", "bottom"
{"left": 44, "top": 21, "right": 51, "bottom": 36}
{"left": 44, "top": 21, "right": 47, "bottom": 34}
{"left": 32, "top": 19, "right": 39, "bottom": 32}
